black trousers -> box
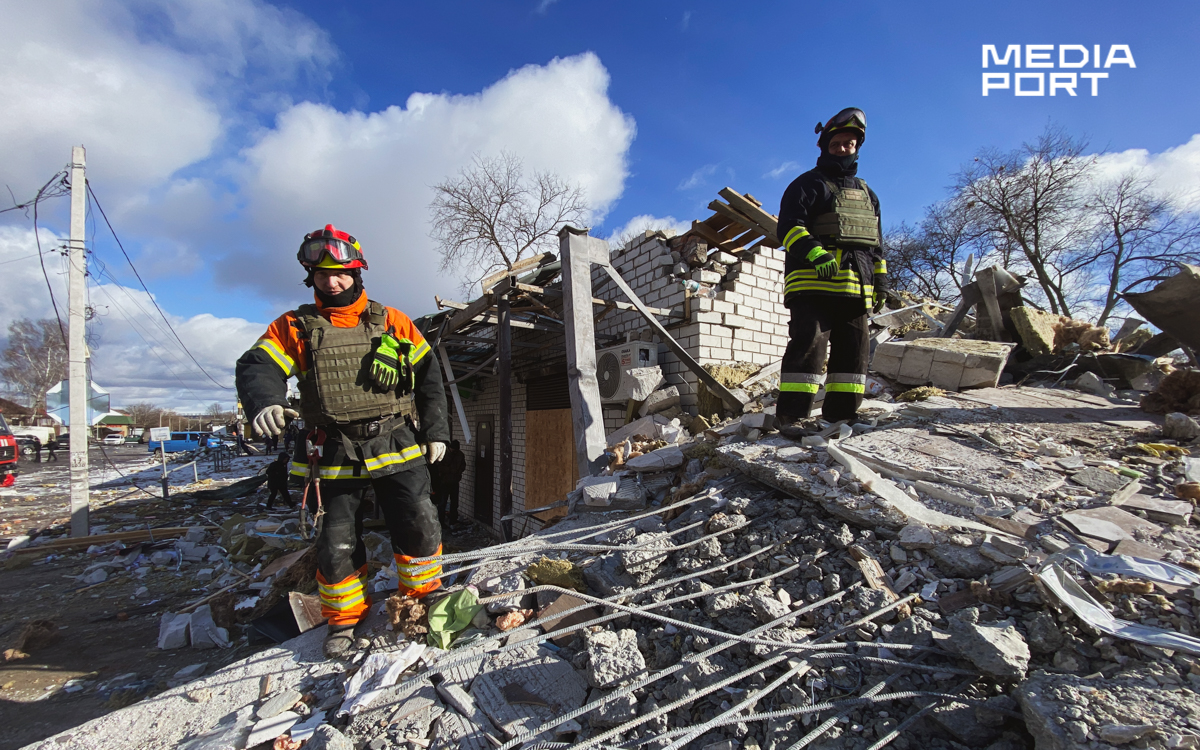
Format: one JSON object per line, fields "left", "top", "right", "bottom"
{"left": 265, "top": 483, "right": 293, "bottom": 509}
{"left": 778, "top": 295, "right": 870, "bottom": 423}
{"left": 315, "top": 467, "right": 442, "bottom": 584}
{"left": 432, "top": 479, "right": 461, "bottom": 526}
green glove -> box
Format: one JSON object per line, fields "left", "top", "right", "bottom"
{"left": 872, "top": 273, "right": 889, "bottom": 313}
{"left": 807, "top": 247, "right": 839, "bottom": 281}
{"left": 371, "top": 331, "right": 403, "bottom": 390}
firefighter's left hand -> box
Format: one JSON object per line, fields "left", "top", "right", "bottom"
{"left": 872, "top": 274, "right": 889, "bottom": 313}
{"left": 423, "top": 441, "right": 446, "bottom": 463}
{"left": 370, "top": 331, "right": 404, "bottom": 390}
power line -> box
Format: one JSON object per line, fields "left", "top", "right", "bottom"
{"left": 86, "top": 181, "right": 233, "bottom": 391}
{"left": 31, "top": 171, "right": 71, "bottom": 346}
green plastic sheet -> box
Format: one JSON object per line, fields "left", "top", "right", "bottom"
{"left": 425, "top": 588, "right": 483, "bottom": 649}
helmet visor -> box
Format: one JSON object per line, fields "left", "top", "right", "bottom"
{"left": 827, "top": 108, "right": 866, "bottom": 133}
{"left": 298, "top": 237, "right": 363, "bottom": 266}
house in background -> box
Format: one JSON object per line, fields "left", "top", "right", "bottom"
{"left": 418, "top": 188, "right": 792, "bottom": 538}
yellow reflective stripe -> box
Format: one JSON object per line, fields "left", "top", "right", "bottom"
{"left": 785, "top": 280, "right": 867, "bottom": 294}
{"left": 318, "top": 576, "right": 364, "bottom": 596}
{"left": 783, "top": 226, "right": 810, "bottom": 250}
{"left": 825, "top": 383, "right": 866, "bottom": 393}
{"left": 398, "top": 563, "right": 442, "bottom": 583}
{"left": 780, "top": 382, "right": 820, "bottom": 394}
{"left": 320, "top": 590, "right": 365, "bottom": 610}
{"left": 364, "top": 445, "right": 424, "bottom": 471}
{"left": 289, "top": 462, "right": 363, "bottom": 480}
{"left": 874, "top": 259, "right": 888, "bottom": 273}
{"left": 408, "top": 339, "right": 431, "bottom": 365}
{"left": 254, "top": 339, "right": 297, "bottom": 378}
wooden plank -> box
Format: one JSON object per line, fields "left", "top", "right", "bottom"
{"left": 480, "top": 253, "right": 553, "bottom": 294}
{"left": 690, "top": 221, "right": 739, "bottom": 253}
{"left": 974, "top": 266, "right": 1006, "bottom": 341}
{"left": 498, "top": 297, "right": 513, "bottom": 541}
{"left": 438, "top": 343, "right": 472, "bottom": 444}
{"left": 520, "top": 284, "right": 678, "bottom": 318}
{"left": 720, "top": 188, "right": 780, "bottom": 236}
{"left": 708, "top": 200, "right": 768, "bottom": 238}
{"left": 13, "top": 526, "right": 194, "bottom": 554}
{"left": 598, "top": 262, "right": 747, "bottom": 412}
{"left": 848, "top": 543, "right": 911, "bottom": 618}
{"left": 523, "top": 409, "right": 577, "bottom": 524}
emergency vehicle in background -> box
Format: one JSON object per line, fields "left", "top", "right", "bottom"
{"left": 0, "top": 413, "right": 20, "bottom": 486}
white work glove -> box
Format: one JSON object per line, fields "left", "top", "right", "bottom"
{"left": 423, "top": 441, "right": 446, "bottom": 463}
{"left": 253, "top": 405, "right": 299, "bottom": 437}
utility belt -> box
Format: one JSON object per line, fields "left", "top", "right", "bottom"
{"left": 305, "top": 393, "right": 417, "bottom": 439}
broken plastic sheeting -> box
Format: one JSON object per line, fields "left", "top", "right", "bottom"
{"left": 1052, "top": 545, "right": 1200, "bottom": 588}
{"left": 826, "top": 443, "right": 1008, "bottom": 536}
{"left": 1036, "top": 563, "right": 1200, "bottom": 657}
{"left": 338, "top": 641, "right": 427, "bottom": 716}
{"left": 426, "top": 587, "right": 483, "bottom": 649}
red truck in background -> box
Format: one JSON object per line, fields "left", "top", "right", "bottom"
{"left": 0, "top": 413, "right": 19, "bottom": 486}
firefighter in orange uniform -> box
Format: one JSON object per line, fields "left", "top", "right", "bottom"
{"left": 235, "top": 225, "right": 449, "bottom": 658}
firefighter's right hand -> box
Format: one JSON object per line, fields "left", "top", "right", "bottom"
{"left": 370, "top": 332, "right": 404, "bottom": 390}
{"left": 807, "top": 247, "right": 839, "bottom": 281}
{"left": 253, "top": 405, "right": 299, "bottom": 437}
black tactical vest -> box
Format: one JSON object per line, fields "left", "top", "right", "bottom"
{"left": 809, "top": 178, "right": 880, "bottom": 248}
{"left": 294, "top": 300, "right": 414, "bottom": 426}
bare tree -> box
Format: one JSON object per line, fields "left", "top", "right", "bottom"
{"left": 123, "top": 401, "right": 163, "bottom": 427}
{"left": 954, "top": 126, "right": 1096, "bottom": 316}
{"left": 1068, "top": 172, "right": 1200, "bottom": 325}
{"left": 430, "top": 152, "right": 588, "bottom": 292}
{"left": 204, "top": 402, "right": 230, "bottom": 420}
{"left": 0, "top": 319, "right": 69, "bottom": 412}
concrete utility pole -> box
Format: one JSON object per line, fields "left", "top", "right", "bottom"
{"left": 68, "top": 145, "right": 89, "bottom": 537}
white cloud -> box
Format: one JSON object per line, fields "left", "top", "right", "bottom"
{"left": 604, "top": 214, "right": 691, "bottom": 249}
{"left": 229, "top": 52, "right": 636, "bottom": 312}
{"left": 1092, "top": 134, "right": 1200, "bottom": 211}
{"left": 0, "top": 226, "right": 261, "bottom": 412}
{"left": 536, "top": 0, "right": 560, "bottom": 13}
{"left": 678, "top": 164, "right": 717, "bottom": 191}
{"left": 681, "top": 11, "right": 692, "bottom": 30}
{"left": 0, "top": 0, "right": 334, "bottom": 204}
{"left": 765, "top": 161, "right": 801, "bottom": 179}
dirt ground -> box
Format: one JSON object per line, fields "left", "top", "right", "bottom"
{"left": 0, "top": 447, "right": 494, "bottom": 750}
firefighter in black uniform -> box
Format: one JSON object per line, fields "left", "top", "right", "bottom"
{"left": 776, "top": 107, "right": 886, "bottom": 427}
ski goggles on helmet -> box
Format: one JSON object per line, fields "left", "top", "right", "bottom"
{"left": 825, "top": 108, "right": 866, "bottom": 134}
{"left": 297, "top": 233, "right": 364, "bottom": 268}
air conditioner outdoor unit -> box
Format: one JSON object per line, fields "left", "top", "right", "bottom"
{"left": 596, "top": 342, "right": 660, "bottom": 403}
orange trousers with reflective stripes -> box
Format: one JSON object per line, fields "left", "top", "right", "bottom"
{"left": 317, "top": 565, "right": 371, "bottom": 626}
{"left": 312, "top": 467, "right": 443, "bottom": 626}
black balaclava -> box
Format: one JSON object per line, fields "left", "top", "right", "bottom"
{"left": 306, "top": 267, "right": 364, "bottom": 308}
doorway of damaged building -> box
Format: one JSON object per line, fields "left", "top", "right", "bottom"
{"left": 523, "top": 372, "right": 578, "bottom": 524}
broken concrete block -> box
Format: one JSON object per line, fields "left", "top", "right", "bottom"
{"left": 157, "top": 612, "right": 190, "bottom": 650}
{"left": 749, "top": 591, "right": 790, "bottom": 624}
{"left": 189, "top": 605, "right": 231, "bottom": 649}
{"left": 621, "top": 532, "right": 672, "bottom": 578}
{"left": 172, "top": 663, "right": 207, "bottom": 682}
{"left": 1165, "top": 412, "right": 1200, "bottom": 440}
{"left": 80, "top": 568, "right": 108, "bottom": 585}
{"left": 1010, "top": 306, "right": 1058, "bottom": 356}
{"left": 435, "top": 682, "right": 477, "bottom": 717}
{"left": 870, "top": 339, "right": 1014, "bottom": 390}
{"left": 305, "top": 725, "right": 355, "bottom": 750}
{"left": 741, "top": 412, "right": 774, "bottom": 431}
{"left": 624, "top": 445, "right": 685, "bottom": 472}
{"left": 580, "top": 476, "right": 619, "bottom": 507}
{"left": 947, "top": 608, "right": 1030, "bottom": 679}
{"left": 587, "top": 687, "right": 639, "bottom": 727}
{"left": 898, "top": 524, "right": 935, "bottom": 550}
{"left": 184, "top": 527, "right": 206, "bottom": 543}
{"left": 1072, "top": 371, "right": 1116, "bottom": 398}
{"left": 1070, "top": 466, "right": 1130, "bottom": 493}
{"left": 623, "top": 366, "right": 666, "bottom": 402}
{"left": 586, "top": 629, "right": 646, "bottom": 688}
{"left": 481, "top": 573, "right": 525, "bottom": 613}
{"left": 246, "top": 711, "right": 300, "bottom": 748}
{"left": 258, "top": 688, "right": 303, "bottom": 719}
{"left": 639, "top": 386, "right": 680, "bottom": 417}
{"left": 929, "top": 544, "right": 995, "bottom": 578}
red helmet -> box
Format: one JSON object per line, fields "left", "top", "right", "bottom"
{"left": 297, "top": 224, "right": 368, "bottom": 270}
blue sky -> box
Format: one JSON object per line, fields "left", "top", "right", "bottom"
{"left": 1, "top": 0, "right": 1197, "bottom": 410}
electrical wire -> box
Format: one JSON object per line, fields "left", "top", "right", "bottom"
{"left": 86, "top": 181, "right": 232, "bottom": 390}
{"left": 31, "top": 171, "right": 71, "bottom": 345}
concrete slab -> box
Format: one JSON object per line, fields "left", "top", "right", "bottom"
{"left": 470, "top": 647, "right": 588, "bottom": 739}
{"left": 840, "top": 427, "right": 1064, "bottom": 501}
{"left": 23, "top": 626, "right": 335, "bottom": 750}
{"left": 953, "top": 387, "right": 1161, "bottom": 430}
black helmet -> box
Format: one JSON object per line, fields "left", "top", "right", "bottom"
{"left": 816, "top": 108, "right": 866, "bottom": 151}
